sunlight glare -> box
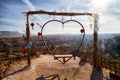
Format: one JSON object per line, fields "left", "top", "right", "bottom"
{"left": 91, "top": 0, "right": 115, "bottom": 12}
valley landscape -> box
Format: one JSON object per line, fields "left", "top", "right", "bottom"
{"left": 0, "top": 31, "right": 120, "bottom": 80}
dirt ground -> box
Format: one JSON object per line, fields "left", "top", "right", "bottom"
{"left": 2, "top": 55, "right": 110, "bottom": 80}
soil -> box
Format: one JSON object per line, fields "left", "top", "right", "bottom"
{"left": 2, "top": 55, "right": 105, "bottom": 80}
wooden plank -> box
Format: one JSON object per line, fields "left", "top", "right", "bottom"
{"left": 54, "top": 55, "right": 72, "bottom": 58}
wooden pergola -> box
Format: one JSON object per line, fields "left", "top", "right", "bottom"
{"left": 23, "top": 10, "right": 99, "bottom": 67}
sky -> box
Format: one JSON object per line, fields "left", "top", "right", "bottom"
{"left": 0, "top": 0, "right": 120, "bottom": 34}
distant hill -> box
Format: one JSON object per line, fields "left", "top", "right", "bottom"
{"left": 0, "top": 32, "right": 120, "bottom": 57}
{"left": 0, "top": 31, "right": 23, "bottom": 38}
{"left": 98, "top": 33, "right": 120, "bottom": 39}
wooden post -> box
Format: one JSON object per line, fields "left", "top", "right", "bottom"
{"left": 105, "top": 58, "right": 107, "bottom": 69}
{"left": 100, "top": 57, "right": 103, "bottom": 67}
{"left": 114, "top": 62, "right": 116, "bottom": 78}
{"left": 109, "top": 60, "right": 111, "bottom": 71}
{"left": 26, "top": 14, "right": 31, "bottom": 67}
{"left": 93, "top": 14, "right": 98, "bottom": 68}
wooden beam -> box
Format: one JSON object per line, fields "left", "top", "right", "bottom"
{"left": 23, "top": 10, "right": 93, "bottom": 16}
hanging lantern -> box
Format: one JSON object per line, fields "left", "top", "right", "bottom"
{"left": 31, "top": 23, "right": 34, "bottom": 29}
{"left": 38, "top": 32, "right": 42, "bottom": 37}
{"left": 80, "top": 29, "right": 84, "bottom": 33}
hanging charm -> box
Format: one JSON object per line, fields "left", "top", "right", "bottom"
{"left": 36, "top": 23, "right": 42, "bottom": 28}
{"left": 62, "top": 23, "right": 64, "bottom": 30}
{"left": 62, "top": 17, "right": 64, "bottom": 30}
{"left": 71, "top": 16, "right": 72, "bottom": 20}
{"left": 38, "top": 32, "right": 42, "bottom": 37}
{"left": 23, "top": 35, "right": 26, "bottom": 41}
{"left": 22, "top": 45, "right": 27, "bottom": 54}
{"left": 31, "top": 23, "right": 34, "bottom": 30}
{"left": 80, "top": 29, "right": 84, "bottom": 33}
{"left": 54, "top": 15, "right": 56, "bottom": 20}
{"left": 89, "top": 24, "right": 93, "bottom": 29}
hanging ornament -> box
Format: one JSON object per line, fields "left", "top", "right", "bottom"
{"left": 22, "top": 45, "right": 27, "bottom": 54}
{"left": 23, "top": 35, "right": 25, "bottom": 38}
{"left": 85, "top": 12, "right": 88, "bottom": 15}
{"left": 80, "top": 29, "right": 84, "bottom": 33}
{"left": 54, "top": 15, "right": 56, "bottom": 20}
{"left": 36, "top": 23, "right": 42, "bottom": 28}
{"left": 23, "top": 35, "right": 26, "bottom": 41}
{"left": 62, "top": 23, "right": 64, "bottom": 30}
{"left": 38, "top": 32, "right": 42, "bottom": 37}
{"left": 71, "top": 16, "right": 72, "bottom": 20}
{"left": 31, "top": 23, "right": 34, "bottom": 30}
{"left": 89, "top": 24, "right": 93, "bottom": 29}
{"left": 62, "top": 17, "right": 64, "bottom": 30}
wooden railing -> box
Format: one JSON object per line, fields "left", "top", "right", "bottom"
{"left": 98, "top": 57, "right": 120, "bottom": 79}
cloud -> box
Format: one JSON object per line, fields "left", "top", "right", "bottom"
{"left": 0, "top": 24, "right": 24, "bottom": 32}
{"left": 0, "top": 0, "right": 120, "bottom": 34}
{"left": 0, "top": 18, "right": 25, "bottom": 32}
{"left": 22, "top": 0, "right": 45, "bottom": 26}
{"left": 58, "top": 0, "right": 89, "bottom": 12}
{"left": 0, "top": 18, "right": 24, "bottom": 25}
{"left": 22, "top": 0, "right": 35, "bottom": 10}
{"left": 86, "top": 0, "right": 120, "bottom": 33}
{"left": 98, "top": 13, "right": 120, "bottom": 33}
{"left": 89, "top": 0, "right": 116, "bottom": 13}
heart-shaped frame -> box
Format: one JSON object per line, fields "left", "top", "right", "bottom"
{"left": 40, "top": 19, "right": 85, "bottom": 58}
